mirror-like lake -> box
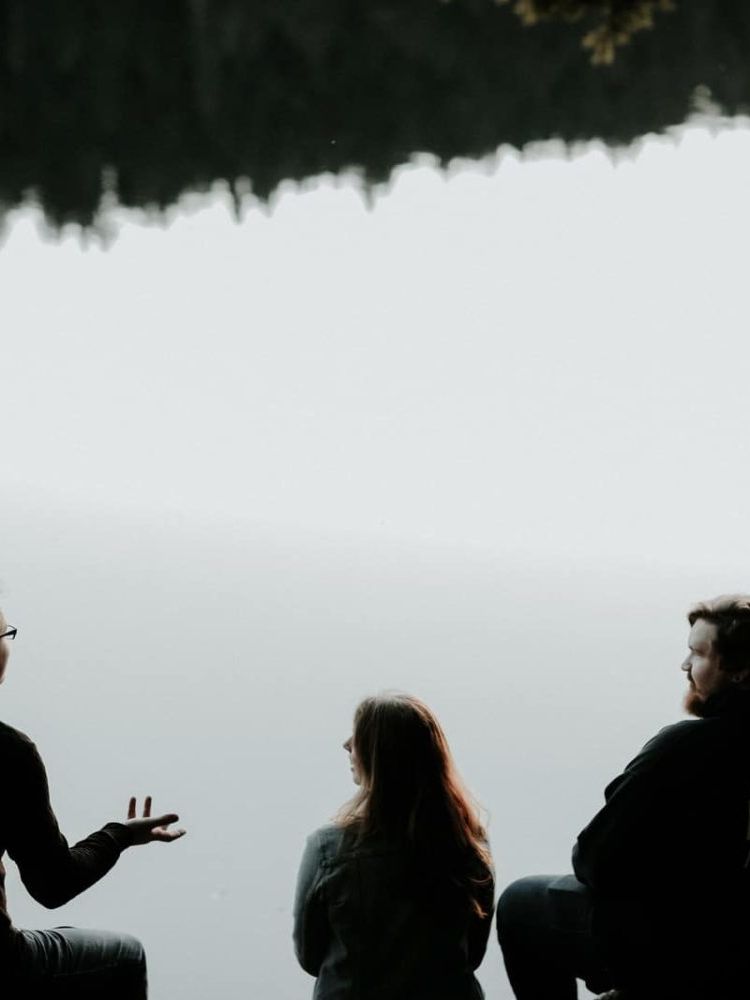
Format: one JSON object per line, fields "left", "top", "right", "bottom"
{"left": 3, "top": 122, "right": 750, "bottom": 998}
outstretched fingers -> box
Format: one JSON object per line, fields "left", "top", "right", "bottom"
{"left": 125, "top": 798, "right": 186, "bottom": 842}
{"left": 127, "top": 796, "right": 154, "bottom": 819}
{"left": 149, "top": 814, "right": 186, "bottom": 842}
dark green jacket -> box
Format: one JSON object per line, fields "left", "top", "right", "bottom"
{"left": 294, "top": 824, "right": 494, "bottom": 1000}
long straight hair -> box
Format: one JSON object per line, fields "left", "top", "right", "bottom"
{"left": 336, "top": 693, "right": 492, "bottom": 916}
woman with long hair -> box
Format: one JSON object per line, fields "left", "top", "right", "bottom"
{"left": 293, "top": 692, "right": 494, "bottom": 999}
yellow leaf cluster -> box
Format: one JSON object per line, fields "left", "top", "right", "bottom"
{"left": 496, "top": 0, "right": 675, "bottom": 63}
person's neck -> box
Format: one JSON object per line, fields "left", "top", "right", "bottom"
{"left": 699, "top": 684, "right": 750, "bottom": 718}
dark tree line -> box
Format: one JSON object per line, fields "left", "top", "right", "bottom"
{"left": 0, "top": 0, "right": 747, "bottom": 230}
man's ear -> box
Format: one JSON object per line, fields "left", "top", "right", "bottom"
{"left": 730, "top": 668, "right": 750, "bottom": 686}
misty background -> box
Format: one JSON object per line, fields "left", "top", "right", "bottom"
{"left": 3, "top": 121, "right": 750, "bottom": 998}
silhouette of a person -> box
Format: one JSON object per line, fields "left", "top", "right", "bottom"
{"left": 0, "top": 608, "right": 185, "bottom": 998}
{"left": 294, "top": 692, "right": 494, "bottom": 999}
{"left": 497, "top": 594, "right": 750, "bottom": 999}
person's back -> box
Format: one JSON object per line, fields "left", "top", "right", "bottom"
{"left": 294, "top": 693, "right": 494, "bottom": 1000}
{"left": 296, "top": 824, "right": 491, "bottom": 1000}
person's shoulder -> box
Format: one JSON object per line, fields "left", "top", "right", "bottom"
{"left": 0, "top": 721, "right": 42, "bottom": 777}
{"left": 306, "top": 823, "right": 348, "bottom": 857}
{"left": 309, "top": 822, "right": 342, "bottom": 841}
{"left": 638, "top": 718, "right": 719, "bottom": 761}
{"left": 0, "top": 719, "right": 36, "bottom": 752}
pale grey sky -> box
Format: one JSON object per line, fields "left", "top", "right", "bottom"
{"left": 2, "top": 122, "right": 750, "bottom": 1000}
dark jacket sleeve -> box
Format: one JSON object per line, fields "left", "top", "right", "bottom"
{"left": 293, "top": 829, "right": 330, "bottom": 976}
{"left": 467, "top": 866, "right": 495, "bottom": 970}
{"left": 572, "top": 721, "right": 707, "bottom": 893}
{"left": 5, "top": 733, "right": 133, "bottom": 909}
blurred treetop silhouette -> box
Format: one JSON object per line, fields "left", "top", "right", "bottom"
{"left": 0, "top": 0, "right": 747, "bottom": 231}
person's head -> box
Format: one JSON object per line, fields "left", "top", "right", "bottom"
{"left": 682, "top": 595, "right": 750, "bottom": 716}
{"left": 0, "top": 609, "right": 15, "bottom": 685}
{"left": 344, "top": 693, "right": 455, "bottom": 801}
{"left": 342, "top": 735, "right": 362, "bottom": 785}
{"left": 338, "top": 692, "right": 492, "bottom": 915}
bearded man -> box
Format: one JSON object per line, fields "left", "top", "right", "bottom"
{"left": 497, "top": 594, "right": 750, "bottom": 1000}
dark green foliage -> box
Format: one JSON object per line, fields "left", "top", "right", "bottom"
{"left": 0, "top": 0, "right": 747, "bottom": 230}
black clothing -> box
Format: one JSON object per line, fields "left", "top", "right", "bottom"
{"left": 10, "top": 926, "right": 147, "bottom": 998}
{"left": 572, "top": 691, "right": 750, "bottom": 993}
{"left": 0, "top": 721, "right": 134, "bottom": 955}
{"left": 496, "top": 875, "right": 613, "bottom": 999}
{"left": 497, "top": 692, "right": 750, "bottom": 998}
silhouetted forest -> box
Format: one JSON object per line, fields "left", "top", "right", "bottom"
{"left": 0, "top": 0, "right": 748, "bottom": 229}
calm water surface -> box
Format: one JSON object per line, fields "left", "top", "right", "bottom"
{"left": 3, "top": 126, "right": 750, "bottom": 997}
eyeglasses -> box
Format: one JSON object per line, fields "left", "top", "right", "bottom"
{"left": 0, "top": 627, "right": 17, "bottom": 641}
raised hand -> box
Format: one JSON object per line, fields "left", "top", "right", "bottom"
{"left": 125, "top": 795, "right": 186, "bottom": 846}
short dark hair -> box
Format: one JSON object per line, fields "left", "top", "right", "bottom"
{"left": 688, "top": 595, "right": 750, "bottom": 676}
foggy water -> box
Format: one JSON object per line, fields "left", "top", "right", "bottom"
{"left": 4, "top": 123, "right": 750, "bottom": 998}
{"left": 0, "top": 500, "right": 731, "bottom": 999}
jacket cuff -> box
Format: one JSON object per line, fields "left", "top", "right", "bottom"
{"left": 100, "top": 821, "right": 136, "bottom": 850}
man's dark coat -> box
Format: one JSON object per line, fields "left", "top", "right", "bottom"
{"left": 573, "top": 689, "right": 750, "bottom": 993}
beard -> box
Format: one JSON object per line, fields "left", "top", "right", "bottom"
{"left": 683, "top": 676, "right": 746, "bottom": 718}
{"left": 683, "top": 684, "right": 709, "bottom": 717}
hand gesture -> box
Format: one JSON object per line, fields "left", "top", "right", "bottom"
{"left": 125, "top": 795, "right": 186, "bottom": 846}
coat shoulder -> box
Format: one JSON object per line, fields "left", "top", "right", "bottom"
{"left": 641, "top": 718, "right": 715, "bottom": 755}
{"left": 0, "top": 719, "right": 35, "bottom": 753}
{"left": 307, "top": 823, "right": 348, "bottom": 863}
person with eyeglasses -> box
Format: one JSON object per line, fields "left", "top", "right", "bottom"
{"left": 0, "top": 609, "right": 185, "bottom": 998}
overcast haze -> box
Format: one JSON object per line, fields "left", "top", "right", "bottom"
{"left": 2, "top": 121, "right": 750, "bottom": 998}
